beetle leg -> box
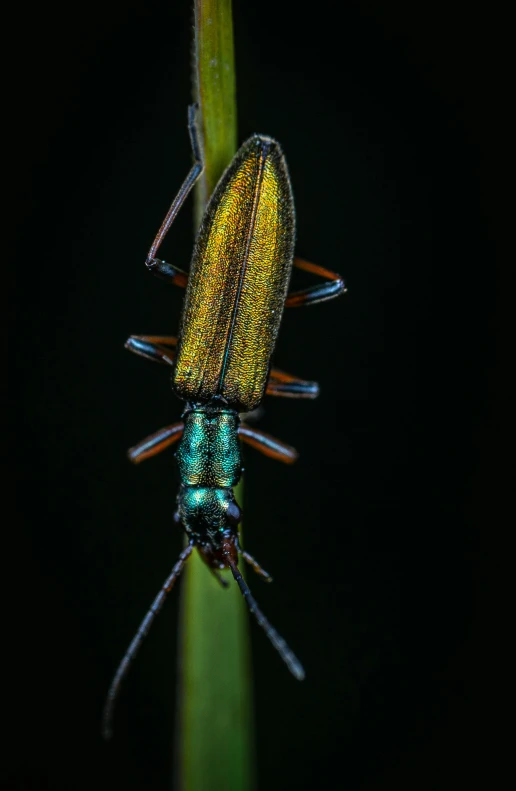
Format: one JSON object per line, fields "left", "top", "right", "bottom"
{"left": 146, "top": 103, "right": 204, "bottom": 274}
{"left": 128, "top": 422, "right": 184, "bottom": 464}
{"left": 238, "top": 424, "right": 298, "bottom": 464}
{"left": 146, "top": 259, "right": 189, "bottom": 287}
{"left": 267, "top": 367, "right": 319, "bottom": 399}
{"left": 124, "top": 335, "right": 178, "bottom": 366}
{"left": 285, "top": 257, "right": 346, "bottom": 307}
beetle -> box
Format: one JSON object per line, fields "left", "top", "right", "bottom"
{"left": 102, "top": 105, "right": 345, "bottom": 738}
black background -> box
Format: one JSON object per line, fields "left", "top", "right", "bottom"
{"left": 4, "top": 1, "right": 510, "bottom": 789}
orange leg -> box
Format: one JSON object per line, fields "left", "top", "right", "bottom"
{"left": 124, "top": 335, "right": 178, "bottom": 366}
{"left": 267, "top": 367, "right": 319, "bottom": 399}
{"left": 145, "top": 105, "right": 202, "bottom": 286}
{"left": 128, "top": 422, "right": 184, "bottom": 464}
{"left": 238, "top": 424, "right": 298, "bottom": 464}
{"left": 285, "top": 257, "right": 346, "bottom": 307}
{"left": 146, "top": 259, "right": 188, "bottom": 287}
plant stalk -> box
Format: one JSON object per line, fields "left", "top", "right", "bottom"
{"left": 176, "top": 3, "right": 254, "bottom": 790}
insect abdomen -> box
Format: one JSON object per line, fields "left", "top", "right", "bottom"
{"left": 173, "top": 135, "right": 295, "bottom": 412}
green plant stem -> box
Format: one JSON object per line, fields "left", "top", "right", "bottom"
{"left": 176, "top": 3, "right": 254, "bottom": 790}
{"left": 193, "top": 0, "right": 237, "bottom": 218}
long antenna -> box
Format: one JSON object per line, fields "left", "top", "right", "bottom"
{"left": 226, "top": 556, "right": 305, "bottom": 681}
{"left": 101, "top": 542, "right": 194, "bottom": 740}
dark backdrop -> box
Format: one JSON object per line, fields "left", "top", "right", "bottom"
{"left": 5, "top": 1, "right": 509, "bottom": 789}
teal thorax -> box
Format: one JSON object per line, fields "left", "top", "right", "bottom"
{"left": 175, "top": 405, "right": 243, "bottom": 563}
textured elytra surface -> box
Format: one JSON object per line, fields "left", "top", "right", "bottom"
{"left": 173, "top": 135, "right": 296, "bottom": 411}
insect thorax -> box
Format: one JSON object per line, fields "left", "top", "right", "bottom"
{"left": 177, "top": 406, "right": 241, "bottom": 487}
{"left": 175, "top": 406, "right": 242, "bottom": 549}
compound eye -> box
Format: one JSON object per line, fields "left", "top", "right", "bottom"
{"left": 225, "top": 500, "right": 242, "bottom": 526}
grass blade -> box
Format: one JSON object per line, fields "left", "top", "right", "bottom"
{"left": 176, "top": 4, "right": 254, "bottom": 790}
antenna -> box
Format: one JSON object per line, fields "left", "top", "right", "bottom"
{"left": 226, "top": 556, "right": 305, "bottom": 681}
{"left": 101, "top": 542, "right": 194, "bottom": 740}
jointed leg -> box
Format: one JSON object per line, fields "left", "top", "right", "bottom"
{"left": 238, "top": 424, "right": 298, "bottom": 464}
{"left": 285, "top": 257, "right": 346, "bottom": 307}
{"left": 125, "top": 335, "right": 178, "bottom": 366}
{"left": 145, "top": 104, "right": 203, "bottom": 281}
{"left": 128, "top": 422, "right": 184, "bottom": 464}
{"left": 146, "top": 259, "right": 188, "bottom": 287}
{"left": 267, "top": 367, "right": 319, "bottom": 399}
